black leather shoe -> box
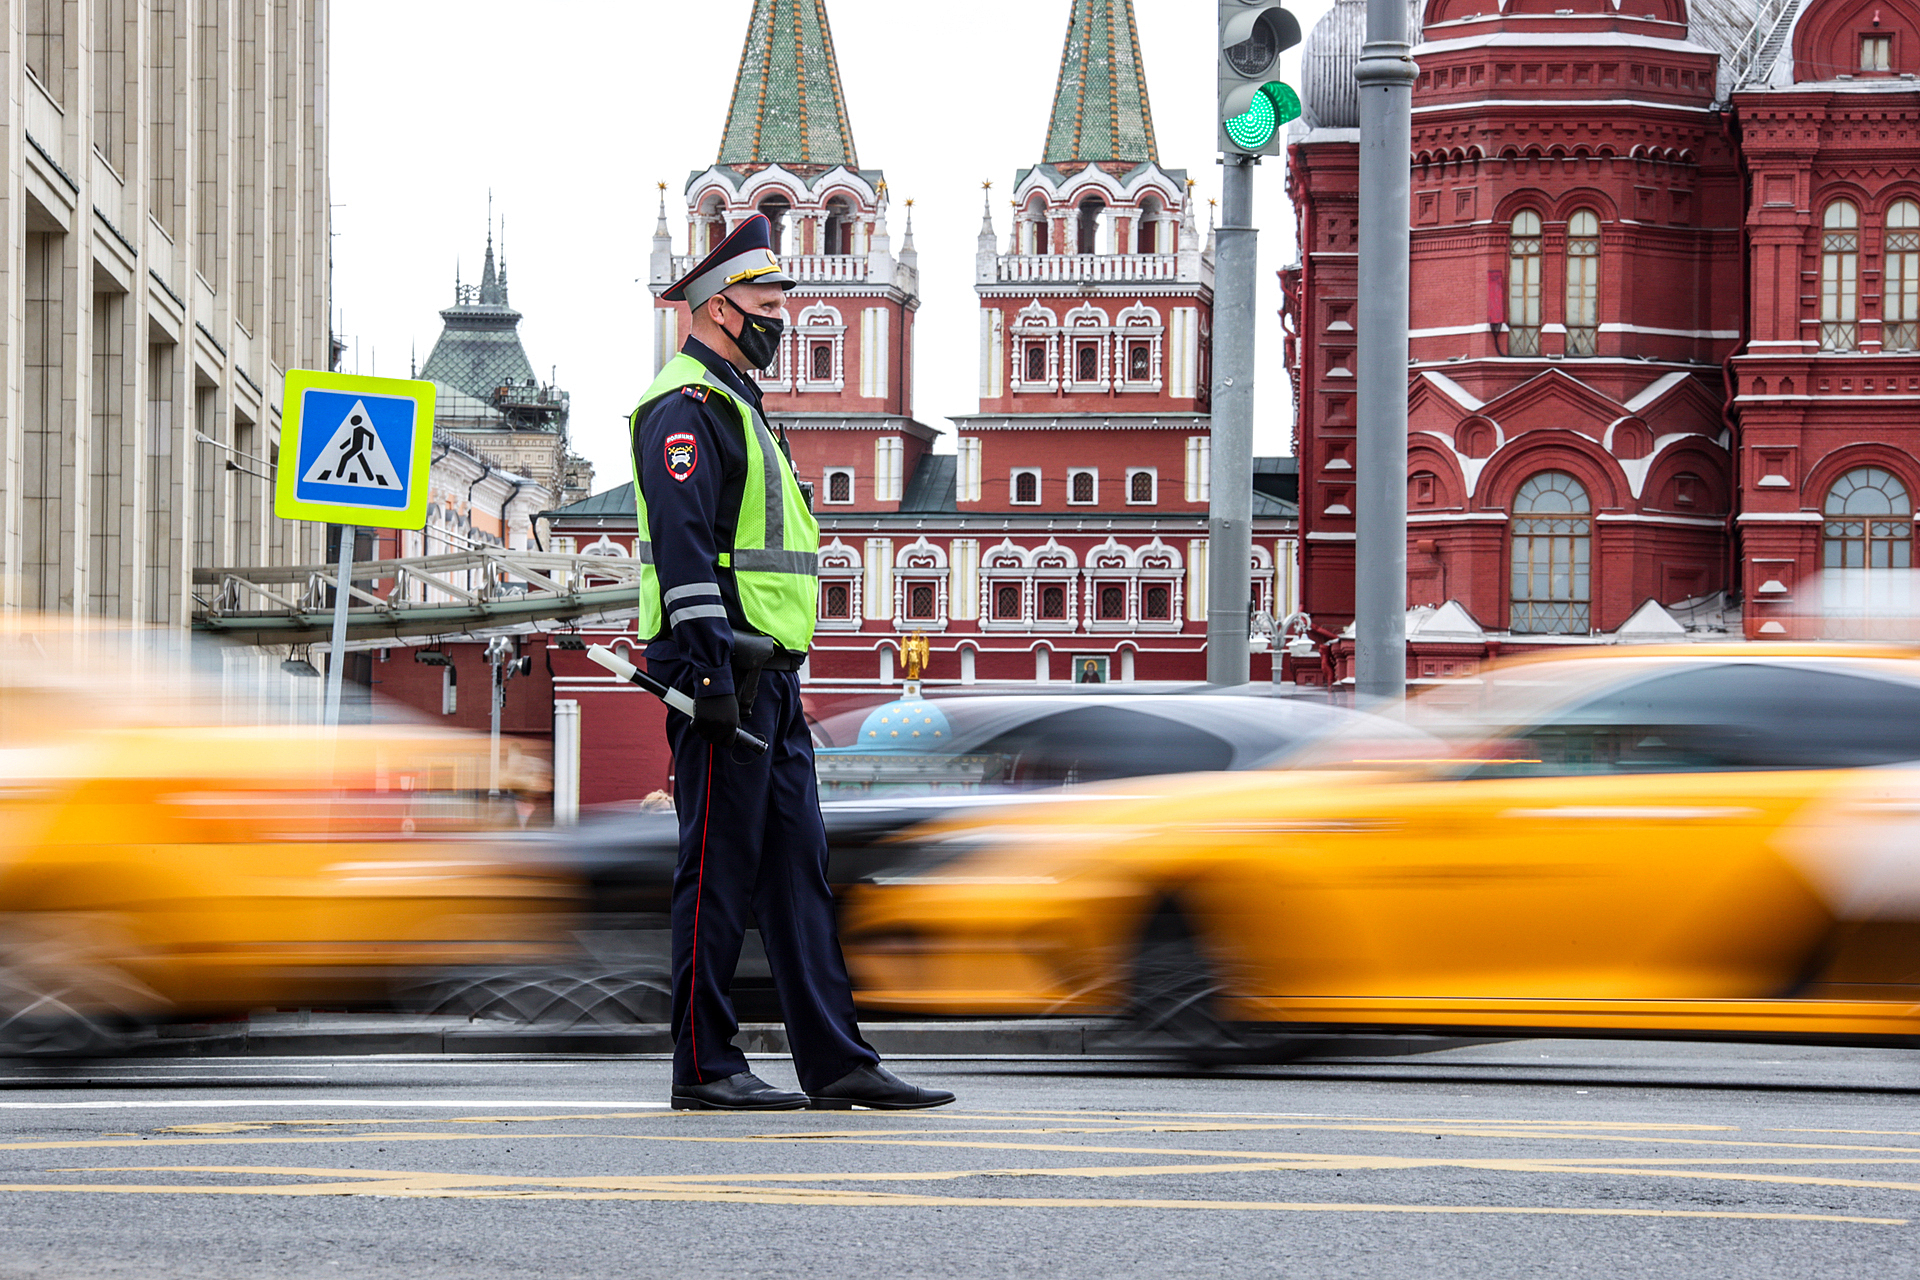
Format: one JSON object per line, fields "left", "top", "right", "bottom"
{"left": 808, "top": 1064, "right": 956, "bottom": 1110}
{"left": 671, "top": 1071, "right": 808, "bottom": 1111}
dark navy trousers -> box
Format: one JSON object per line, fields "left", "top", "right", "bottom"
{"left": 654, "top": 660, "right": 879, "bottom": 1094}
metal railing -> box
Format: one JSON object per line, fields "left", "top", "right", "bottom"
{"left": 668, "top": 253, "right": 870, "bottom": 283}
{"left": 192, "top": 549, "right": 647, "bottom": 645}
{"left": 995, "top": 253, "right": 1181, "bottom": 282}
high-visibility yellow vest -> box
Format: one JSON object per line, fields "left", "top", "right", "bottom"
{"left": 628, "top": 353, "right": 819, "bottom": 653}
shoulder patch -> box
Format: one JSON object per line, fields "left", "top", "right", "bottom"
{"left": 664, "top": 432, "right": 699, "bottom": 482}
{"left": 680, "top": 384, "right": 710, "bottom": 403}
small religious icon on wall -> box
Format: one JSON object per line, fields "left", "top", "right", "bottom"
{"left": 1075, "top": 655, "right": 1108, "bottom": 684}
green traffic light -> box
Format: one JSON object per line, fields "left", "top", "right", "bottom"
{"left": 1225, "top": 81, "right": 1302, "bottom": 151}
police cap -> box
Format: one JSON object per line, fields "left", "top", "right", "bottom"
{"left": 663, "top": 212, "right": 798, "bottom": 310}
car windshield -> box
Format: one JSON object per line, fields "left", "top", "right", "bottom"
{"left": 812, "top": 695, "right": 1367, "bottom": 798}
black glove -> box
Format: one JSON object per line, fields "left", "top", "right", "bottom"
{"left": 690, "top": 693, "right": 740, "bottom": 746}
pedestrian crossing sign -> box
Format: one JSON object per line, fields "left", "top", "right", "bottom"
{"left": 275, "top": 370, "right": 436, "bottom": 529}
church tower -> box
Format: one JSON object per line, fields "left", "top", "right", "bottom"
{"left": 959, "top": 0, "right": 1213, "bottom": 519}
{"left": 649, "top": 0, "right": 931, "bottom": 514}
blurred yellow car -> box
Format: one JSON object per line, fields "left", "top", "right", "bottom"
{"left": 0, "top": 622, "right": 576, "bottom": 1054}
{"left": 842, "top": 646, "right": 1920, "bottom": 1057}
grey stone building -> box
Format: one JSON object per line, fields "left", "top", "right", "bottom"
{"left": 7, "top": 0, "right": 333, "bottom": 624}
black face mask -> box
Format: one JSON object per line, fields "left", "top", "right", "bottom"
{"left": 720, "top": 295, "right": 786, "bottom": 371}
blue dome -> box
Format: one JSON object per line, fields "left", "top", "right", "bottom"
{"left": 847, "top": 699, "right": 953, "bottom": 751}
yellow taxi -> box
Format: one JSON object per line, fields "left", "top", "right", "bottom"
{"left": 0, "top": 622, "right": 577, "bottom": 1053}
{"left": 841, "top": 646, "right": 1920, "bottom": 1056}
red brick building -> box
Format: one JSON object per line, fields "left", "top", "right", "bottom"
{"left": 1286, "top": 0, "right": 1920, "bottom": 679}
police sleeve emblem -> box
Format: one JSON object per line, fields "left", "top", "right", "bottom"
{"left": 665, "top": 432, "right": 698, "bottom": 482}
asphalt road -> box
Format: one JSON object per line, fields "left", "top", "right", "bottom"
{"left": 1, "top": 1039, "right": 1918, "bottom": 1279}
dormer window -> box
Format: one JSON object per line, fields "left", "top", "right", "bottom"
{"left": 1864, "top": 33, "right": 1893, "bottom": 71}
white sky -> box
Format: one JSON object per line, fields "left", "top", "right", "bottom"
{"left": 330, "top": 0, "right": 1338, "bottom": 495}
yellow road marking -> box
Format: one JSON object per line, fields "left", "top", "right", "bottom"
{"left": 0, "top": 1165, "right": 1899, "bottom": 1223}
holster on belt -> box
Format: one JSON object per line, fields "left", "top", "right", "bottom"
{"left": 729, "top": 632, "right": 804, "bottom": 718}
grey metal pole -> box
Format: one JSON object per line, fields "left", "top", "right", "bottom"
{"left": 323, "top": 525, "right": 354, "bottom": 728}
{"left": 1354, "top": 0, "right": 1417, "bottom": 703}
{"left": 1207, "top": 155, "right": 1257, "bottom": 687}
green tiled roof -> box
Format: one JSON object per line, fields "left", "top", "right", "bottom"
{"left": 419, "top": 235, "right": 536, "bottom": 404}
{"left": 717, "top": 0, "right": 858, "bottom": 168}
{"left": 1043, "top": 0, "right": 1158, "bottom": 166}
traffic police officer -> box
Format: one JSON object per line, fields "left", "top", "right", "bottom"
{"left": 632, "top": 213, "right": 955, "bottom": 1112}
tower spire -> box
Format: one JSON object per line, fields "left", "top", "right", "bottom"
{"left": 1043, "top": 0, "right": 1158, "bottom": 166}
{"left": 480, "top": 198, "right": 506, "bottom": 307}
{"left": 717, "top": 0, "right": 858, "bottom": 168}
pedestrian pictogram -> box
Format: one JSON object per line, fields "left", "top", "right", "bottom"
{"left": 274, "top": 370, "right": 436, "bottom": 530}
{"left": 300, "top": 400, "right": 402, "bottom": 489}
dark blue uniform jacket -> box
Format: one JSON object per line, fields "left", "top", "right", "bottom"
{"left": 632, "top": 338, "right": 773, "bottom": 700}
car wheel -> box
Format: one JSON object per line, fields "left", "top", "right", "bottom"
{"left": 0, "top": 914, "right": 154, "bottom": 1057}
{"left": 1119, "top": 902, "right": 1272, "bottom": 1066}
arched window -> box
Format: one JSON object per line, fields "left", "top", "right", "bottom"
{"left": 1099, "top": 585, "right": 1126, "bottom": 620}
{"left": 1014, "top": 471, "right": 1038, "bottom": 504}
{"left": 1507, "top": 211, "right": 1543, "bottom": 356}
{"left": 1129, "top": 343, "right": 1150, "bottom": 380}
{"left": 1510, "top": 471, "right": 1591, "bottom": 634}
{"left": 1076, "top": 344, "right": 1097, "bottom": 382}
{"left": 1886, "top": 200, "right": 1920, "bottom": 351}
{"left": 756, "top": 195, "right": 791, "bottom": 254}
{"left": 1136, "top": 197, "right": 1162, "bottom": 254}
{"left": 1071, "top": 470, "right": 1095, "bottom": 503}
{"left": 1821, "top": 200, "right": 1860, "bottom": 351}
{"left": 1027, "top": 204, "right": 1049, "bottom": 255}
{"left": 1077, "top": 197, "right": 1105, "bottom": 254}
{"left": 821, "top": 582, "right": 851, "bottom": 619}
{"left": 993, "top": 583, "right": 1022, "bottom": 620}
{"left": 1564, "top": 208, "right": 1600, "bottom": 357}
{"left": 1130, "top": 470, "right": 1154, "bottom": 503}
{"left": 811, "top": 343, "right": 832, "bottom": 382}
{"left": 823, "top": 196, "right": 854, "bottom": 255}
{"left": 1824, "top": 466, "right": 1912, "bottom": 575}
{"left": 1142, "top": 584, "right": 1171, "bottom": 620}
{"left": 826, "top": 470, "right": 852, "bottom": 503}
{"left": 1025, "top": 343, "right": 1046, "bottom": 384}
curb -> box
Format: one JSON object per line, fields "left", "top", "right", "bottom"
{"left": 134, "top": 1018, "right": 1111, "bottom": 1058}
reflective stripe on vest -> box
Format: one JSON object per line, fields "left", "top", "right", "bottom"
{"left": 628, "top": 353, "right": 819, "bottom": 652}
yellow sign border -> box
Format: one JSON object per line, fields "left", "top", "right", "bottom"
{"left": 274, "top": 369, "right": 436, "bottom": 530}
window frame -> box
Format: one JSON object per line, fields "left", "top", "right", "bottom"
{"left": 1509, "top": 470, "right": 1593, "bottom": 635}
{"left": 1011, "top": 468, "right": 1041, "bottom": 506}
{"left": 1507, "top": 210, "right": 1544, "bottom": 356}
{"left": 1821, "top": 200, "right": 1861, "bottom": 352}
{"left": 1127, "top": 467, "right": 1157, "bottom": 505}
{"left": 1068, "top": 468, "right": 1098, "bottom": 506}
{"left": 822, "top": 466, "right": 855, "bottom": 505}
{"left": 1564, "top": 208, "right": 1600, "bottom": 358}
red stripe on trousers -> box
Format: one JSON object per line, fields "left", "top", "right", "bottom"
{"left": 690, "top": 743, "right": 714, "bottom": 1082}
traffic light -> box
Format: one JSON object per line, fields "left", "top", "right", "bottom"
{"left": 1218, "top": 0, "right": 1302, "bottom": 157}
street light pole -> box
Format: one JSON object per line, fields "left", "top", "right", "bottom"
{"left": 1207, "top": 155, "right": 1257, "bottom": 687}
{"left": 1354, "top": 0, "right": 1418, "bottom": 702}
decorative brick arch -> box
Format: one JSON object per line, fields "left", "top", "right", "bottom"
{"left": 1645, "top": 444, "right": 1733, "bottom": 514}
{"left": 1805, "top": 443, "right": 1920, "bottom": 511}
{"left": 1552, "top": 189, "right": 1621, "bottom": 223}
{"left": 1408, "top": 438, "right": 1467, "bottom": 509}
{"left": 1795, "top": 0, "right": 1920, "bottom": 81}
{"left": 1477, "top": 434, "right": 1626, "bottom": 513}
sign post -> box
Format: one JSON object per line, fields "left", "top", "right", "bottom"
{"left": 274, "top": 370, "right": 437, "bottom": 726}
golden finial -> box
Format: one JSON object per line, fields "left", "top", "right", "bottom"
{"left": 657, "top": 181, "right": 667, "bottom": 191}
{"left": 982, "top": 179, "right": 993, "bottom": 191}
{"left": 876, "top": 178, "right": 888, "bottom": 196}
{"left": 905, "top": 198, "right": 914, "bottom": 208}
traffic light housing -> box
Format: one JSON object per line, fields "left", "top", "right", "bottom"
{"left": 1218, "top": 0, "right": 1302, "bottom": 157}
